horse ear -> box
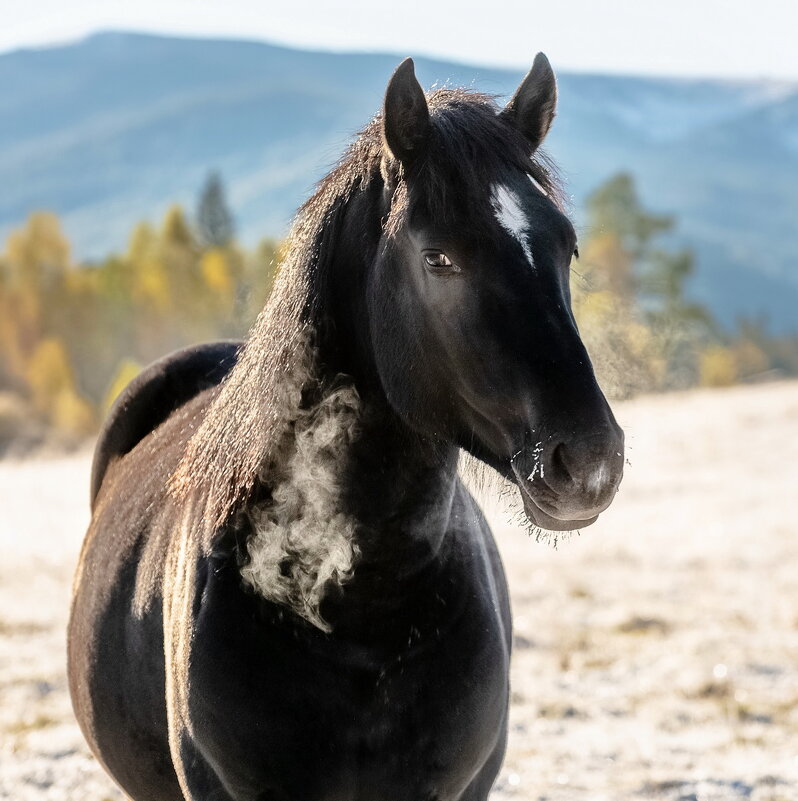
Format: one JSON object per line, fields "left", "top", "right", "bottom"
{"left": 383, "top": 58, "right": 430, "bottom": 163}
{"left": 502, "top": 52, "right": 557, "bottom": 151}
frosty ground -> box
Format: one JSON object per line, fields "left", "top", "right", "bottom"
{"left": 1, "top": 380, "right": 797, "bottom": 800}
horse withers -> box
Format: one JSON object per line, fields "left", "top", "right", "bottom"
{"left": 68, "top": 54, "right": 624, "bottom": 801}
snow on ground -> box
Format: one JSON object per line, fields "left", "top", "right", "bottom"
{"left": 1, "top": 381, "right": 797, "bottom": 800}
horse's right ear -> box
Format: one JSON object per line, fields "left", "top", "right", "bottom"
{"left": 383, "top": 58, "right": 430, "bottom": 164}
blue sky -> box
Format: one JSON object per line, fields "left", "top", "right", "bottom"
{"left": 3, "top": 0, "right": 797, "bottom": 80}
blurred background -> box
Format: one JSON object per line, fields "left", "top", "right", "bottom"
{"left": 1, "top": 2, "right": 797, "bottom": 800}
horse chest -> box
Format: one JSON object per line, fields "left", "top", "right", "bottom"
{"left": 186, "top": 556, "right": 509, "bottom": 801}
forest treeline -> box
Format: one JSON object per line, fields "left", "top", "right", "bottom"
{"left": 0, "top": 174, "right": 280, "bottom": 447}
{"left": 0, "top": 172, "right": 796, "bottom": 448}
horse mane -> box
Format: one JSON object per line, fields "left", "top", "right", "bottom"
{"left": 170, "top": 87, "right": 565, "bottom": 539}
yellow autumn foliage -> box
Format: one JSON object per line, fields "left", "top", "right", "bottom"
{"left": 5, "top": 211, "right": 70, "bottom": 289}
{"left": 579, "top": 232, "right": 634, "bottom": 299}
{"left": 699, "top": 346, "right": 738, "bottom": 388}
{"left": 135, "top": 258, "right": 171, "bottom": 312}
{"left": 574, "top": 290, "right": 663, "bottom": 398}
{"left": 51, "top": 388, "right": 96, "bottom": 435}
{"left": 0, "top": 199, "right": 282, "bottom": 441}
{"left": 200, "top": 249, "right": 234, "bottom": 297}
{"left": 102, "top": 359, "right": 142, "bottom": 414}
{"left": 733, "top": 340, "right": 769, "bottom": 380}
{"left": 25, "top": 339, "right": 73, "bottom": 412}
{"left": 24, "top": 338, "right": 95, "bottom": 433}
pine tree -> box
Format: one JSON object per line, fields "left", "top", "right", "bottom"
{"left": 196, "top": 171, "right": 235, "bottom": 248}
{"left": 580, "top": 173, "right": 714, "bottom": 390}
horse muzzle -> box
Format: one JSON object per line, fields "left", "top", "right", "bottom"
{"left": 510, "top": 426, "right": 625, "bottom": 531}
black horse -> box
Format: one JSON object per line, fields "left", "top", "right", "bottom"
{"left": 68, "top": 55, "right": 624, "bottom": 801}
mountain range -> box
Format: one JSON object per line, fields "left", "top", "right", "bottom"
{"left": 1, "top": 32, "right": 796, "bottom": 331}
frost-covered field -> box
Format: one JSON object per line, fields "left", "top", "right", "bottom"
{"left": 1, "top": 381, "right": 797, "bottom": 800}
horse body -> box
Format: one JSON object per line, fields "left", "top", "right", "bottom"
{"left": 71, "top": 382, "right": 510, "bottom": 801}
{"left": 69, "top": 54, "right": 624, "bottom": 800}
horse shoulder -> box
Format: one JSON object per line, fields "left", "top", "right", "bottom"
{"left": 452, "top": 480, "right": 512, "bottom": 640}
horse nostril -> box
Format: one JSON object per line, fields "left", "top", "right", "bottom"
{"left": 545, "top": 437, "right": 620, "bottom": 499}
{"left": 548, "top": 442, "right": 574, "bottom": 486}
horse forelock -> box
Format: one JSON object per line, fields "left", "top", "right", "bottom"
{"left": 384, "top": 89, "right": 565, "bottom": 237}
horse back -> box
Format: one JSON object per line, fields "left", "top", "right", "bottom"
{"left": 90, "top": 341, "right": 240, "bottom": 508}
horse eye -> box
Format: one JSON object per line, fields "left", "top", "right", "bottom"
{"left": 573, "top": 246, "right": 580, "bottom": 260}
{"left": 424, "top": 252, "right": 453, "bottom": 268}
{"left": 423, "top": 251, "right": 461, "bottom": 274}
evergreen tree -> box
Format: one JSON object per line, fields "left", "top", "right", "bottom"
{"left": 585, "top": 173, "right": 671, "bottom": 260}
{"left": 196, "top": 171, "right": 235, "bottom": 248}
{"left": 579, "top": 173, "right": 714, "bottom": 391}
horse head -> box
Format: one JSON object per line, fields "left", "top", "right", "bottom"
{"left": 367, "top": 56, "right": 624, "bottom": 531}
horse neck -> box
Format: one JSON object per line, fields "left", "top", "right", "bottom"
{"left": 238, "top": 178, "right": 467, "bottom": 636}
{"left": 312, "top": 390, "right": 462, "bottom": 633}
{"left": 312, "top": 181, "right": 462, "bottom": 591}
{"left": 345, "top": 396, "right": 459, "bottom": 565}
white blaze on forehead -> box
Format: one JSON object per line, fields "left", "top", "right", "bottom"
{"left": 491, "top": 183, "right": 535, "bottom": 270}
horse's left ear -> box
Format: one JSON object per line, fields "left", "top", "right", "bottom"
{"left": 383, "top": 58, "right": 430, "bottom": 164}
{"left": 502, "top": 52, "right": 557, "bottom": 151}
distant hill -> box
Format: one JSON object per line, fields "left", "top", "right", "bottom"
{"left": 1, "top": 32, "right": 796, "bottom": 331}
